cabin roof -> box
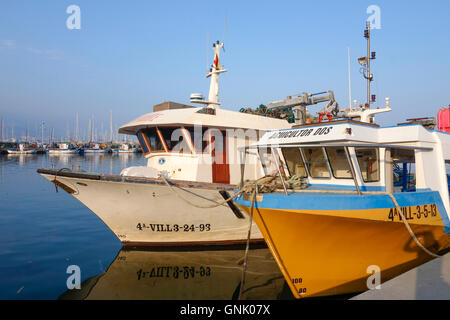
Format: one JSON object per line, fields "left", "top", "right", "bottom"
{"left": 253, "top": 120, "right": 450, "bottom": 151}
{"left": 118, "top": 107, "right": 291, "bottom": 135}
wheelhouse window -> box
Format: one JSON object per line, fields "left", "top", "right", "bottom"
{"left": 140, "top": 127, "right": 193, "bottom": 153}
{"left": 392, "top": 148, "right": 415, "bottom": 192}
{"left": 142, "top": 128, "right": 164, "bottom": 151}
{"left": 355, "top": 148, "right": 380, "bottom": 182}
{"left": 302, "top": 148, "right": 331, "bottom": 178}
{"left": 187, "top": 127, "right": 210, "bottom": 153}
{"left": 158, "top": 127, "right": 179, "bottom": 151}
{"left": 325, "top": 147, "right": 352, "bottom": 179}
{"left": 136, "top": 131, "right": 150, "bottom": 154}
{"left": 281, "top": 147, "right": 307, "bottom": 178}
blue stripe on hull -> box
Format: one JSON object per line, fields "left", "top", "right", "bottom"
{"left": 307, "top": 184, "right": 386, "bottom": 192}
{"left": 235, "top": 190, "right": 450, "bottom": 233}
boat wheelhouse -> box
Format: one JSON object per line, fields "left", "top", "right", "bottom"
{"left": 119, "top": 101, "right": 291, "bottom": 185}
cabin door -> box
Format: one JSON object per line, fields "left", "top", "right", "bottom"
{"left": 211, "top": 131, "right": 230, "bottom": 184}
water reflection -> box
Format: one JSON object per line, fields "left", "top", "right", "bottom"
{"left": 0, "top": 153, "right": 146, "bottom": 177}
{"left": 60, "top": 247, "right": 294, "bottom": 300}
{"left": 0, "top": 153, "right": 293, "bottom": 300}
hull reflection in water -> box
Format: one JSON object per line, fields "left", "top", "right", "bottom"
{"left": 60, "top": 247, "right": 294, "bottom": 300}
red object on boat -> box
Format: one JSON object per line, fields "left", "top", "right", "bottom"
{"left": 318, "top": 112, "right": 332, "bottom": 123}
{"left": 437, "top": 106, "right": 450, "bottom": 133}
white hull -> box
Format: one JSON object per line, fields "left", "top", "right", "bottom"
{"left": 7, "top": 150, "right": 37, "bottom": 154}
{"left": 39, "top": 171, "right": 263, "bottom": 246}
{"left": 113, "top": 150, "right": 136, "bottom": 153}
{"left": 47, "top": 150, "right": 79, "bottom": 154}
{"left": 84, "top": 149, "right": 108, "bottom": 154}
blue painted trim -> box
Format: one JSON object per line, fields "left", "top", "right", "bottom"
{"left": 307, "top": 184, "right": 385, "bottom": 192}
{"left": 235, "top": 190, "right": 450, "bottom": 232}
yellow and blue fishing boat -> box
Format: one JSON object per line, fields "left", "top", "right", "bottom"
{"left": 235, "top": 117, "right": 450, "bottom": 298}
{"left": 234, "top": 22, "right": 450, "bottom": 299}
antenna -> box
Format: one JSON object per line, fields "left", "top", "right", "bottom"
{"left": 358, "top": 21, "right": 376, "bottom": 108}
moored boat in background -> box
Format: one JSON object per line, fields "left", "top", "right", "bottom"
{"left": 83, "top": 143, "right": 108, "bottom": 154}
{"left": 112, "top": 144, "right": 136, "bottom": 154}
{"left": 46, "top": 143, "right": 79, "bottom": 154}
{"left": 7, "top": 143, "right": 37, "bottom": 154}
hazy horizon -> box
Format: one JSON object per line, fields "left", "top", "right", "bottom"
{"left": 1, "top": 0, "right": 449, "bottom": 142}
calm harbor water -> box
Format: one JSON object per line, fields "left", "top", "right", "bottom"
{"left": 0, "top": 153, "right": 293, "bottom": 300}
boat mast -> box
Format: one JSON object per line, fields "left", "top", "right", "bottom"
{"left": 360, "top": 21, "right": 374, "bottom": 109}
{"left": 190, "top": 40, "right": 227, "bottom": 109}
{"left": 207, "top": 41, "right": 225, "bottom": 108}
{"left": 0, "top": 117, "right": 3, "bottom": 142}
{"left": 75, "top": 112, "right": 79, "bottom": 142}
{"left": 340, "top": 22, "right": 392, "bottom": 123}
{"left": 109, "top": 109, "right": 113, "bottom": 143}
{"left": 40, "top": 121, "right": 45, "bottom": 145}
{"left": 366, "top": 21, "right": 371, "bottom": 108}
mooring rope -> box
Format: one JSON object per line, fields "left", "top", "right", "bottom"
{"left": 385, "top": 192, "right": 441, "bottom": 258}
{"left": 238, "top": 185, "right": 257, "bottom": 300}
{"left": 52, "top": 168, "right": 71, "bottom": 193}
{"left": 159, "top": 174, "right": 247, "bottom": 209}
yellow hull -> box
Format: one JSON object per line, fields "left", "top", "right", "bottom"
{"left": 237, "top": 205, "right": 450, "bottom": 298}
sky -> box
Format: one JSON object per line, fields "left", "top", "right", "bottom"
{"left": 0, "top": 0, "right": 449, "bottom": 141}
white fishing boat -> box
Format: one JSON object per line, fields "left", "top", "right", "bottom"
{"left": 46, "top": 143, "right": 79, "bottom": 154}
{"left": 38, "top": 39, "right": 291, "bottom": 246}
{"left": 112, "top": 144, "right": 136, "bottom": 154}
{"left": 83, "top": 144, "right": 108, "bottom": 154}
{"left": 7, "top": 144, "right": 37, "bottom": 154}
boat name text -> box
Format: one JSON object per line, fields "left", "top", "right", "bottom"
{"left": 388, "top": 204, "right": 437, "bottom": 222}
{"left": 137, "top": 266, "right": 211, "bottom": 280}
{"left": 136, "top": 223, "right": 211, "bottom": 232}
{"left": 268, "top": 127, "right": 333, "bottom": 140}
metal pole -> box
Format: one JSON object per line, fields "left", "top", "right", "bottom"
{"left": 41, "top": 121, "right": 44, "bottom": 145}
{"left": 271, "top": 147, "right": 289, "bottom": 195}
{"left": 345, "top": 147, "right": 361, "bottom": 195}
{"left": 239, "top": 149, "right": 247, "bottom": 187}
{"left": 366, "top": 21, "right": 371, "bottom": 108}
